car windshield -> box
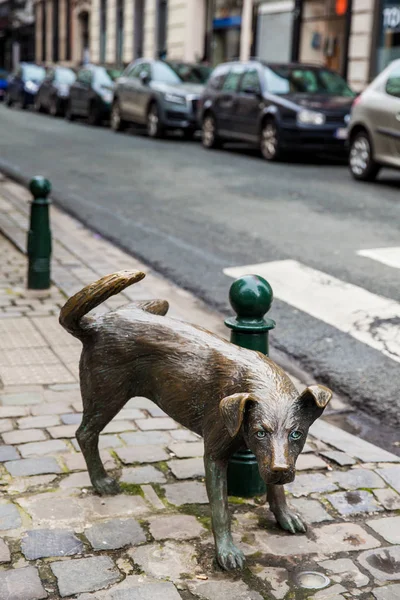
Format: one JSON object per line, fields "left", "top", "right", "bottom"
{"left": 95, "top": 68, "right": 114, "bottom": 86}
{"left": 55, "top": 68, "right": 76, "bottom": 84}
{"left": 106, "top": 68, "right": 123, "bottom": 81}
{"left": 23, "top": 64, "right": 46, "bottom": 82}
{"left": 152, "top": 62, "right": 182, "bottom": 84}
{"left": 264, "top": 66, "right": 355, "bottom": 97}
{"left": 167, "top": 62, "right": 212, "bottom": 84}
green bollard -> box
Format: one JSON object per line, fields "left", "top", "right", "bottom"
{"left": 27, "top": 176, "right": 52, "bottom": 290}
{"left": 225, "top": 274, "right": 275, "bottom": 498}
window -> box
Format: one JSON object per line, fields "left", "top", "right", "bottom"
{"left": 134, "top": 0, "right": 144, "bottom": 59}
{"left": 207, "top": 65, "right": 229, "bottom": 91}
{"left": 52, "top": 0, "right": 59, "bottom": 62}
{"left": 263, "top": 66, "right": 355, "bottom": 96}
{"left": 22, "top": 65, "right": 45, "bottom": 82}
{"left": 65, "top": 0, "right": 71, "bottom": 60}
{"left": 151, "top": 61, "right": 180, "bottom": 84}
{"left": 239, "top": 69, "right": 261, "bottom": 94}
{"left": 42, "top": 1, "right": 47, "bottom": 62}
{"left": 156, "top": 0, "right": 167, "bottom": 58}
{"left": 221, "top": 66, "right": 245, "bottom": 92}
{"left": 386, "top": 65, "right": 400, "bottom": 98}
{"left": 116, "top": 0, "right": 124, "bottom": 65}
{"left": 126, "top": 63, "right": 143, "bottom": 78}
{"left": 100, "top": 0, "right": 107, "bottom": 63}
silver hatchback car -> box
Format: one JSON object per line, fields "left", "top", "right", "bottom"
{"left": 348, "top": 60, "right": 400, "bottom": 181}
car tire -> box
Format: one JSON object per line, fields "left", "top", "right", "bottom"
{"left": 202, "top": 113, "right": 222, "bottom": 149}
{"left": 110, "top": 100, "right": 127, "bottom": 132}
{"left": 20, "top": 93, "right": 28, "bottom": 110}
{"left": 260, "top": 119, "right": 283, "bottom": 161}
{"left": 49, "top": 96, "right": 59, "bottom": 117}
{"left": 349, "top": 130, "right": 381, "bottom": 182}
{"left": 87, "top": 101, "right": 102, "bottom": 126}
{"left": 147, "top": 102, "right": 164, "bottom": 139}
{"left": 5, "top": 93, "right": 13, "bottom": 107}
{"left": 65, "top": 100, "right": 75, "bottom": 122}
{"left": 34, "top": 95, "right": 44, "bottom": 113}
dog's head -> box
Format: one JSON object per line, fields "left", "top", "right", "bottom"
{"left": 219, "top": 385, "right": 331, "bottom": 485}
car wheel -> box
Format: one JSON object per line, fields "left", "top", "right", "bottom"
{"left": 260, "top": 119, "right": 282, "bottom": 161}
{"left": 34, "top": 95, "right": 44, "bottom": 113}
{"left": 110, "top": 100, "right": 127, "bottom": 132}
{"left": 65, "top": 100, "right": 75, "bottom": 122}
{"left": 20, "top": 93, "right": 28, "bottom": 110}
{"left": 49, "top": 96, "right": 59, "bottom": 117}
{"left": 202, "top": 113, "right": 221, "bottom": 149}
{"left": 349, "top": 131, "right": 381, "bottom": 182}
{"left": 87, "top": 101, "right": 102, "bottom": 126}
{"left": 147, "top": 102, "right": 164, "bottom": 138}
{"left": 5, "top": 93, "right": 13, "bottom": 107}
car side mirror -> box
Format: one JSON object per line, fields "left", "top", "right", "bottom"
{"left": 140, "top": 72, "right": 150, "bottom": 86}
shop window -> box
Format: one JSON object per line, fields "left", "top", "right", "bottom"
{"left": 157, "top": 0, "right": 168, "bottom": 59}
{"left": 42, "top": 1, "right": 47, "bottom": 62}
{"left": 386, "top": 65, "right": 400, "bottom": 97}
{"left": 66, "top": 0, "right": 71, "bottom": 60}
{"left": 377, "top": 1, "right": 400, "bottom": 73}
{"left": 116, "top": 0, "right": 124, "bottom": 65}
{"left": 134, "top": 0, "right": 144, "bottom": 59}
{"left": 52, "top": 0, "right": 59, "bottom": 62}
{"left": 100, "top": 0, "right": 107, "bottom": 63}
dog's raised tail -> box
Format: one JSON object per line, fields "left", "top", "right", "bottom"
{"left": 59, "top": 270, "right": 145, "bottom": 339}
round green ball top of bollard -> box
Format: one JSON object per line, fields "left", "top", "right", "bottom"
{"left": 229, "top": 274, "right": 273, "bottom": 320}
{"left": 29, "top": 176, "right": 51, "bottom": 200}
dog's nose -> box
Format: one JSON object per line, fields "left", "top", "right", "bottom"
{"left": 271, "top": 462, "right": 289, "bottom": 473}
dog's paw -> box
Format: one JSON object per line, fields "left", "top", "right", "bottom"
{"left": 216, "top": 539, "right": 245, "bottom": 570}
{"left": 94, "top": 476, "right": 120, "bottom": 496}
{"left": 275, "top": 509, "right": 307, "bottom": 534}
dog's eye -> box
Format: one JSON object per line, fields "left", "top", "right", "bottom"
{"left": 256, "top": 431, "right": 266, "bottom": 439}
{"left": 289, "top": 430, "right": 303, "bottom": 441}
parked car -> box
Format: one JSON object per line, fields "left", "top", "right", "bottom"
{"left": 35, "top": 66, "right": 76, "bottom": 116}
{"left": 5, "top": 63, "right": 46, "bottom": 109}
{"left": 348, "top": 59, "right": 400, "bottom": 181}
{"left": 111, "top": 60, "right": 210, "bottom": 138}
{"left": 198, "top": 60, "right": 356, "bottom": 161}
{"left": 0, "top": 69, "right": 8, "bottom": 101}
{"left": 66, "top": 65, "right": 121, "bottom": 125}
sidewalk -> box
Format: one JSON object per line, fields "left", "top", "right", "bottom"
{"left": 0, "top": 175, "right": 399, "bottom": 600}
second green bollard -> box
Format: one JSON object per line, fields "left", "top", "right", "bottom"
{"left": 225, "top": 274, "right": 275, "bottom": 498}
{"left": 27, "top": 176, "right": 52, "bottom": 290}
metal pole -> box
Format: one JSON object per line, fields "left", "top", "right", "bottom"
{"left": 240, "top": 0, "right": 253, "bottom": 62}
{"left": 27, "top": 176, "right": 52, "bottom": 290}
{"left": 225, "top": 274, "right": 275, "bottom": 497}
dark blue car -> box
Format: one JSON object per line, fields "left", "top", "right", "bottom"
{"left": 6, "top": 63, "right": 46, "bottom": 109}
{"left": 0, "top": 69, "right": 8, "bottom": 101}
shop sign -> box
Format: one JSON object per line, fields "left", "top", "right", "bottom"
{"left": 383, "top": 5, "right": 400, "bottom": 32}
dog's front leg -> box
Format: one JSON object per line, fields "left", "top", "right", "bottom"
{"left": 204, "top": 455, "right": 245, "bottom": 570}
{"left": 267, "top": 485, "right": 307, "bottom": 534}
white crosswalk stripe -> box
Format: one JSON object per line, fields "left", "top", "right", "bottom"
{"left": 357, "top": 247, "right": 400, "bottom": 270}
{"left": 223, "top": 260, "right": 400, "bottom": 364}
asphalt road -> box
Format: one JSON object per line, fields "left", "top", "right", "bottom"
{"left": 1, "top": 105, "right": 400, "bottom": 428}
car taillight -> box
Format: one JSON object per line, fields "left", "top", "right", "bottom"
{"left": 352, "top": 94, "right": 362, "bottom": 107}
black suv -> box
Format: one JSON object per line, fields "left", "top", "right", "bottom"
{"left": 198, "top": 61, "right": 356, "bottom": 161}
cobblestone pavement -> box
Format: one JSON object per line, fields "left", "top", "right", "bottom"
{"left": 0, "top": 176, "right": 400, "bottom": 599}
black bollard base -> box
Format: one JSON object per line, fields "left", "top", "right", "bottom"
{"left": 227, "top": 449, "right": 266, "bottom": 498}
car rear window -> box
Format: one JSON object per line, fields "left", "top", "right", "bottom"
{"left": 264, "top": 66, "right": 355, "bottom": 97}
{"left": 22, "top": 64, "right": 45, "bottom": 82}
{"left": 55, "top": 68, "right": 76, "bottom": 84}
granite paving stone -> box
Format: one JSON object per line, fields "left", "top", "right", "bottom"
{"left": 48, "top": 424, "right": 78, "bottom": 438}
{"left": 18, "top": 439, "right": 69, "bottom": 457}
{"left": 327, "top": 490, "right": 383, "bottom": 515}
{"left": 7, "top": 474, "right": 57, "bottom": 493}
{"left": 169, "top": 429, "right": 201, "bottom": 442}
{"left": 62, "top": 450, "right": 116, "bottom": 472}
{"left": 372, "top": 584, "right": 400, "bottom": 600}
{"left": 141, "top": 484, "right": 165, "bottom": 510}
{"left": 0, "top": 405, "right": 30, "bottom": 418}
{"left": 0, "top": 503, "right": 22, "bottom": 530}
{"left": 31, "top": 401, "right": 73, "bottom": 416}
{"left": 17, "top": 415, "right": 60, "bottom": 429}
{"left": 0, "top": 391, "right": 42, "bottom": 405}
{"left": 188, "top": 579, "right": 263, "bottom": 600}
{"left": 148, "top": 514, "right": 206, "bottom": 540}
{"left": 0, "top": 566, "right": 47, "bottom": 600}
{"left": 146, "top": 405, "right": 169, "bottom": 417}
{"left": 367, "top": 516, "right": 400, "bottom": 544}
{"left": 126, "top": 397, "right": 155, "bottom": 410}
{"left": 296, "top": 453, "right": 328, "bottom": 470}
{"left": 120, "top": 431, "right": 171, "bottom": 446}
{"left": 85, "top": 518, "right": 146, "bottom": 550}
{"left": 309, "top": 583, "right": 347, "bottom": 599}
{"left": 357, "top": 545, "right": 400, "bottom": 581}
{"left": 320, "top": 451, "right": 356, "bottom": 466}
{"left": 373, "top": 488, "right": 400, "bottom": 510}
{"left": 107, "top": 581, "right": 182, "bottom": 600}
{"left": 103, "top": 420, "right": 136, "bottom": 433}
{"left": 116, "top": 408, "right": 146, "bottom": 420}
{"left": 0, "top": 418, "right": 13, "bottom": 433}
{"left": 120, "top": 465, "right": 166, "bottom": 484}
{"left": 80, "top": 494, "right": 150, "bottom": 519}
{"left": 129, "top": 540, "right": 198, "bottom": 582}
{"left": 250, "top": 566, "right": 289, "bottom": 599}
{"left": 2, "top": 428, "right": 47, "bottom": 444}
{"left": 61, "top": 413, "right": 82, "bottom": 425}
{"left": 0, "top": 538, "right": 10, "bottom": 562}
{"left": 51, "top": 556, "right": 120, "bottom": 596}
{"left": 286, "top": 473, "right": 338, "bottom": 496}
{"left": 331, "top": 469, "right": 385, "bottom": 490}
{"left": 289, "top": 497, "right": 334, "bottom": 523}
{"left": 18, "top": 492, "right": 86, "bottom": 526}
{"left": 168, "top": 441, "right": 204, "bottom": 458}
{"left": 163, "top": 481, "right": 209, "bottom": 505}
{"left": 313, "top": 522, "right": 381, "bottom": 553}
{"left": 136, "top": 417, "right": 179, "bottom": 431}
{"left": 5, "top": 456, "right": 62, "bottom": 476}
{"left": 115, "top": 444, "right": 169, "bottom": 464}
{"left": 0, "top": 445, "right": 20, "bottom": 461}
{"left": 60, "top": 471, "right": 92, "bottom": 488}
{"left": 21, "top": 528, "right": 83, "bottom": 559}
{"left": 169, "top": 457, "right": 205, "bottom": 479}
{"left": 375, "top": 466, "right": 400, "bottom": 494}
{"left": 319, "top": 558, "right": 369, "bottom": 587}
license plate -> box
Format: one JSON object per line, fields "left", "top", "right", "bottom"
{"left": 335, "top": 127, "right": 348, "bottom": 140}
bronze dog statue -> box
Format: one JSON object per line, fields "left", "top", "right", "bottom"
{"left": 59, "top": 270, "right": 332, "bottom": 571}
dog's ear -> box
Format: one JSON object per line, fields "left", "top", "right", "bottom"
{"left": 219, "top": 393, "right": 258, "bottom": 438}
{"left": 297, "top": 385, "right": 332, "bottom": 422}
